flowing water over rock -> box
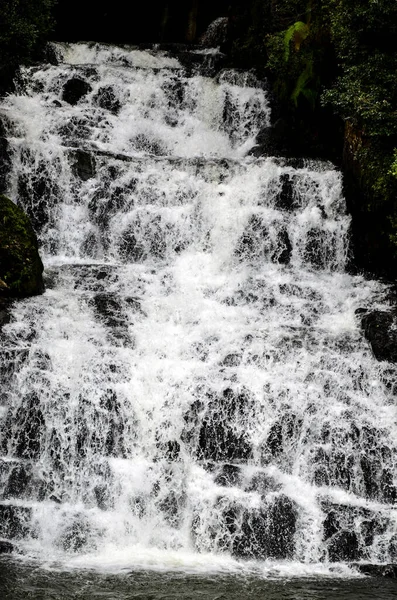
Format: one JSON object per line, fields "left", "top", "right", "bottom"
{"left": 0, "top": 42, "right": 396, "bottom": 576}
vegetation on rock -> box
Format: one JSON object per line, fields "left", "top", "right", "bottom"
{"left": 0, "top": 194, "right": 44, "bottom": 297}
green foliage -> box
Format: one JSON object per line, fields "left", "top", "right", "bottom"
{"left": 284, "top": 21, "right": 309, "bottom": 61}
{"left": 389, "top": 150, "right": 397, "bottom": 180}
{"left": 321, "top": 0, "right": 397, "bottom": 137}
{"left": 265, "top": 3, "right": 326, "bottom": 110}
{"left": 0, "top": 0, "right": 56, "bottom": 66}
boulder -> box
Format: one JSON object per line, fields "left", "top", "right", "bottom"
{"left": 93, "top": 85, "right": 121, "bottom": 114}
{"left": 62, "top": 77, "right": 92, "bottom": 105}
{"left": 200, "top": 17, "right": 229, "bottom": 48}
{"left": 360, "top": 309, "right": 397, "bottom": 363}
{"left": 352, "top": 563, "right": 397, "bottom": 578}
{"left": 321, "top": 500, "right": 390, "bottom": 562}
{"left": 70, "top": 149, "right": 96, "bottom": 181}
{"left": 0, "top": 194, "right": 44, "bottom": 297}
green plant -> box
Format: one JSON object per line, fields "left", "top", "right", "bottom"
{"left": 0, "top": 0, "right": 56, "bottom": 66}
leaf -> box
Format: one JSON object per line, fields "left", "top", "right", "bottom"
{"left": 284, "top": 21, "right": 310, "bottom": 62}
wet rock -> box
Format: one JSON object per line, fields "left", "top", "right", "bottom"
{"left": 93, "top": 85, "right": 121, "bottom": 114}
{"left": 59, "top": 516, "right": 92, "bottom": 552}
{"left": 249, "top": 119, "right": 290, "bottom": 158}
{"left": 328, "top": 531, "right": 360, "bottom": 562}
{"left": 0, "top": 134, "right": 11, "bottom": 194}
{"left": 235, "top": 215, "right": 291, "bottom": 265}
{"left": 274, "top": 227, "right": 292, "bottom": 264}
{"left": 0, "top": 504, "right": 31, "bottom": 538}
{"left": 165, "top": 440, "right": 181, "bottom": 461}
{"left": 196, "top": 388, "right": 253, "bottom": 462}
{"left": 62, "top": 77, "right": 92, "bottom": 105}
{"left": 275, "top": 174, "right": 295, "bottom": 211}
{"left": 360, "top": 309, "right": 397, "bottom": 363}
{"left": 0, "top": 195, "right": 44, "bottom": 297}
{"left": 261, "top": 412, "right": 302, "bottom": 464}
{"left": 246, "top": 472, "right": 282, "bottom": 496}
{"left": 214, "top": 464, "right": 241, "bottom": 487}
{"left": 304, "top": 228, "right": 329, "bottom": 269}
{"left": 13, "top": 393, "right": 45, "bottom": 459}
{"left": 0, "top": 297, "right": 11, "bottom": 329}
{"left": 221, "top": 353, "right": 241, "bottom": 367}
{"left": 94, "top": 484, "right": 113, "bottom": 510}
{"left": 132, "top": 134, "right": 165, "bottom": 156}
{"left": 70, "top": 149, "right": 96, "bottom": 181}
{"left": 162, "top": 77, "right": 185, "bottom": 108}
{"left": 58, "top": 116, "right": 92, "bottom": 141}
{"left": 0, "top": 540, "right": 14, "bottom": 554}
{"left": 157, "top": 489, "right": 185, "bottom": 527}
{"left": 321, "top": 501, "right": 389, "bottom": 562}
{"left": 100, "top": 389, "right": 125, "bottom": 457}
{"left": 232, "top": 494, "right": 297, "bottom": 559}
{"left": 88, "top": 185, "right": 130, "bottom": 230}
{"left": 200, "top": 17, "right": 228, "bottom": 47}
{"left": 389, "top": 534, "right": 397, "bottom": 560}
{"left": 352, "top": 564, "right": 397, "bottom": 578}
{"left": 3, "top": 463, "right": 31, "bottom": 499}
{"left": 92, "top": 293, "right": 122, "bottom": 328}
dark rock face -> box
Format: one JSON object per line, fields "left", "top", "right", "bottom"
{"left": 0, "top": 504, "right": 32, "bottom": 538}
{"left": 214, "top": 464, "right": 241, "bottom": 487}
{"left": 360, "top": 309, "right": 397, "bottom": 363}
{"left": 202, "top": 493, "right": 297, "bottom": 560}
{"left": 0, "top": 540, "right": 14, "bottom": 554}
{"left": 16, "top": 148, "right": 60, "bottom": 234}
{"left": 75, "top": 390, "right": 125, "bottom": 460}
{"left": 249, "top": 119, "right": 290, "bottom": 158}
{"left": 62, "top": 77, "right": 92, "bottom": 105}
{"left": 235, "top": 214, "right": 292, "bottom": 265}
{"left": 193, "top": 388, "right": 253, "bottom": 462}
{"left": 93, "top": 85, "right": 121, "bottom": 114}
{"left": 200, "top": 17, "right": 228, "bottom": 47}
{"left": 304, "top": 228, "right": 334, "bottom": 270}
{"left": 328, "top": 530, "right": 360, "bottom": 562}
{"left": 3, "top": 463, "right": 31, "bottom": 499}
{"left": 70, "top": 149, "right": 96, "bottom": 181}
{"left": 14, "top": 393, "right": 45, "bottom": 460}
{"left": 0, "top": 195, "right": 44, "bottom": 297}
{"left": 322, "top": 501, "right": 389, "bottom": 562}
{"left": 275, "top": 174, "right": 295, "bottom": 211}
{"left": 0, "top": 297, "right": 12, "bottom": 329}
{"left": 233, "top": 495, "right": 297, "bottom": 560}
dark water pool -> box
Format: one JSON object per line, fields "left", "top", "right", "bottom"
{"left": 0, "top": 559, "right": 396, "bottom": 600}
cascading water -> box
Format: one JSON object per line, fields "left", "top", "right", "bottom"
{"left": 0, "top": 42, "right": 396, "bottom": 575}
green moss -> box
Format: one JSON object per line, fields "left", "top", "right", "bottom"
{"left": 0, "top": 194, "right": 44, "bottom": 297}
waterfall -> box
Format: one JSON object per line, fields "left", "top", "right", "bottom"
{"left": 0, "top": 42, "right": 396, "bottom": 574}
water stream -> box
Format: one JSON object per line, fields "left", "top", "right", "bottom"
{"left": 0, "top": 42, "right": 396, "bottom": 578}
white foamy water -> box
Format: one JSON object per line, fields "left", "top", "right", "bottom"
{"left": 0, "top": 42, "right": 396, "bottom": 577}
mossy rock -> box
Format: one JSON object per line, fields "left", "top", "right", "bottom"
{"left": 0, "top": 194, "right": 44, "bottom": 297}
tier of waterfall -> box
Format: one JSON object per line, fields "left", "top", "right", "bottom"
{"left": 0, "top": 42, "right": 396, "bottom": 574}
